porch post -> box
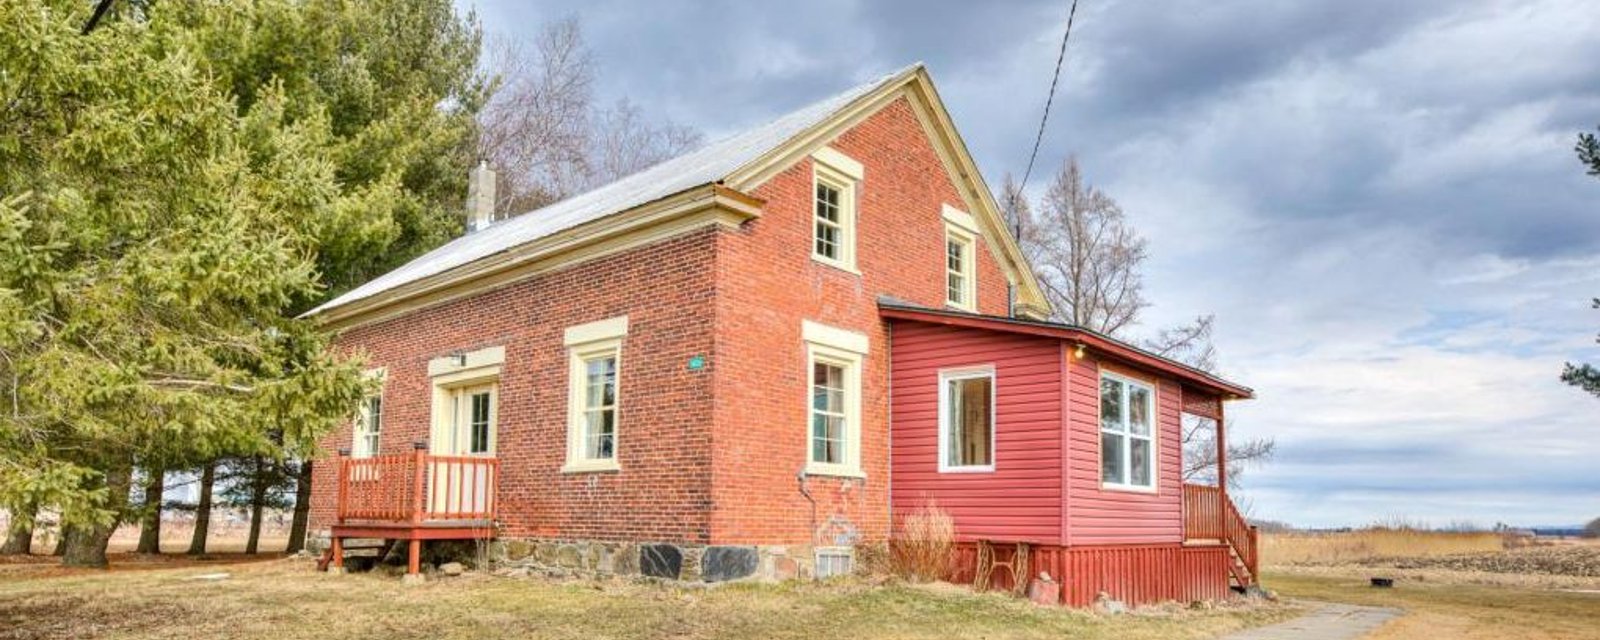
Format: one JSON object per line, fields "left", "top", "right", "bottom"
{"left": 1215, "top": 400, "right": 1228, "bottom": 536}
{"left": 334, "top": 448, "right": 349, "bottom": 526}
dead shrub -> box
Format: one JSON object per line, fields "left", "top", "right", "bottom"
{"left": 889, "top": 503, "right": 955, "bottom": 582}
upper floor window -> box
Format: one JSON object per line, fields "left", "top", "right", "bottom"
{"left": 942, "top": 205, "right": 979, "bottom": 310}
{"left": 1100, "top": 372, "right": 1155, "bottom": 490}
{"left": 939, "top": 368, "right": 994, "bottom": 472}
{"left": 810, "top": 147, "right": 863, "bottom": 272}
{"left": 564, "top": 316, "right": 628, "bottom": 473}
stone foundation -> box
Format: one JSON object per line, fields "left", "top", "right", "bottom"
{"left": 492, "top": 539, "right": 850, "bottom": 583}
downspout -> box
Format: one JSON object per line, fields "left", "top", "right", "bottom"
{"left": 796, "top": 471, "right": 818, "bottom": 548}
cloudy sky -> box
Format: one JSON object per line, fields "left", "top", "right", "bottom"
{"left": 465, "top": 0, "right": 1600, "bottom": 528}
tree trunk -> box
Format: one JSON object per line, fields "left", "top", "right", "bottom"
{"left": 245, "top": 458, "right": 267, "bottom": 554}
{"left": 0, "top": 503, "right": 34, "bottom": 555}
{"left": 187, "top": 461, "right": 215, "bottom": 556}
{"left": 135, "top": 466, "right": 164, "bottom": 554}
{"left": 52, "top": 528, "right": 67, "bottom": 556}
{"left": 286, "top": 459, "right": 312, "bottom": 553}
{"left": 62, "top": 464, "right": 132, "bottom": 568}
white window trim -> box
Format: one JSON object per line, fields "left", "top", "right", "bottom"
{"left": 802, "top": 320, "right": 868, "bottom": 478}
{"left": 937, "top": 366, "right": 996, "bottom": 473}
{"left": 1099, "top": 370, "right": 1158, "bottom": 493}
{"left": 353, "top": 395, "right": 383, "bottom": 459}
{"left": 448, "top": 383, "right": 499, "bottom": 456}
{"left": 811, "top": 148, "right": 861, "bottom": 274}
{"left": 351, "top": 368, "right": 387, "bottom": 459}
{"left": 564, "top": 316, "right": 628, "bottom": 473}
{"left": 944, "top": 225, "right": 977, "bottom": 311}
{"left": 428, "top": 347, "right": 502, "bottom": 456}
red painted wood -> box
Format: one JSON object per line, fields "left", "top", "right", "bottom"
{"left": 949, "top": 542, "right": 1232, "bottom": 607}
{"left": 337, "top": 454, "right": 500, "bottom": 524}
{"left": 888, "top": 322, "right": 1063, "bottom": 542}
{"left": 1063, "top": 354, "right": 1186, "bottom": 546}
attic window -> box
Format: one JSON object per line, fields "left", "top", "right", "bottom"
{"left": 942, "top": 205, "right": 979, "bottom": 311}
{"left": 811, "top": 147, "right": 863, "bottom": 272}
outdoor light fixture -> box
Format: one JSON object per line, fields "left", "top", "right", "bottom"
{"left": 1073, "top": 343, "right": 1086, "bottom": 359}
{"left": 448, "top": 351, "right": 467, "bottom": 367}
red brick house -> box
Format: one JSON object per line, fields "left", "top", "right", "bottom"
{"left": 306, "top": 64, "right": 1258, "bottom": 605}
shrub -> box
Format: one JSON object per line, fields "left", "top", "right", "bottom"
{"left": 889, "top": 502, "right": 955, "bottom": 582}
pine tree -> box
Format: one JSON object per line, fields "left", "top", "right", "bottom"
{"left": 0, "top": 0, "right": 484, "bottom": 567}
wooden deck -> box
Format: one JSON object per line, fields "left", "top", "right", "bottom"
{"left": 326, "top": 443, "right": 500, "bottom": 576}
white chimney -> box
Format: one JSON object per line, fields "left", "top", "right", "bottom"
{"left": 465, "top": 160, "right": 496, "bottom": 233}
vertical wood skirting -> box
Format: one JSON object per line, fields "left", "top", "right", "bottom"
{"left": 950, "top": 542, "right": 1232, "bottom": 607}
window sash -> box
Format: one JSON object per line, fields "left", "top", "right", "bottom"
{"left": 811, "top": 170, "right": 854, "bottom": 269}
{"left": 579, "top": 352, "right": 618, "bottom": 461}
{"left": 1099, "top": 373, "right": 1155, "bottom": 488}
{"left": 354, "top": 396, "right": 382, "bottom": 458}
{"left": 940, "top": 370, "right": 994, "bottom": 471}
{"left": 810, "top": 361, "right": 847, "bottom": 465}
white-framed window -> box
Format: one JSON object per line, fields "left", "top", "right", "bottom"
{"left": 942, "top": 205, "right": 979, "bottom": 310}
{"left": 564, "top": 316, "right": 628, "bottom": 473}
{"left": 446, "top": 383, "right": 497, "bottom": 456}
{"left": 802, "top": 320, "right": 867, "bottom": 477}
{"left": 938, "top": 367, "right": 995, "bottom": 472}
{"left": 1100, "top": 371, "right": 1156, "bottom": 491}
{"left": 427, "top": 347, "right": 503, "bottom": 457}
{"left": 353, "top": 395, "right": 382, "bottom": 459}
{"left": 811, "top": 147, "right": 862, "bottom": 272}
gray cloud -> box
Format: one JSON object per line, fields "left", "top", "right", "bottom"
{"left": 464, "top": 0, "right": 1600, "bottom": 528}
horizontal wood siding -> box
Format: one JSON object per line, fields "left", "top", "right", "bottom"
{"left": 889, "top": 322, "right": 1063, "bottom": 542}
{"left": 1064, "top": 355, "right": 1185, "bottom": 545}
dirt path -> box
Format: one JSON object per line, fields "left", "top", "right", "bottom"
{"left": 1219, "top": 602, "right": 1401, "bottom": 640}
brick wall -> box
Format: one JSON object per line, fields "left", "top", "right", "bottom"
{"left": 309, "top": 228, "right": 721, "bottom": 543}
{"left": 709, "top": 96, "right": 1012, "bottom": 545}
{"left": 311, "top": 95, "right": 1017, "bottom": 549}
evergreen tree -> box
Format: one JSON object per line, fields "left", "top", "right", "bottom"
{"left": 0, "top": 0, "right": 488, "bottom": 566}
{"left": 1564, "top": 129, "right": 1600, "bottom": 398}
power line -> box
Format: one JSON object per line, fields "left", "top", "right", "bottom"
{"left": 1019, "top": 0, "right": 1081, "bottom": 194}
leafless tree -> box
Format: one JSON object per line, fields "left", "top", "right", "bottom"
{"left": 477, "top": 21, "right": 595, "bottom": 216}
{"left": 1018, "top": 158, "right": 1148, "bottom": 334}
{"left": 1145, "top": 315, "right": 1218, "bottom": 373}
{"left": 587, "top": 98, "right": 703, "bottom": 186}
{"left": 477, "top": 18, "right": 704, "bottom": 218}
{"left": 1005, "top": 159, "right": 1274, "bottom": 485}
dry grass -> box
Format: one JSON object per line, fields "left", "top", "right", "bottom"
{"left": 889, "top": 503, "right": 956, "bottom": 582}
{"left": 0, "top": 557, "right": 1300, "bottom": 640}
{"left": 1266, "top": 570, "right": 1600, "bottom": 640}
{"left": 1262, "top": 529, "right": 1507, "bottom": 566}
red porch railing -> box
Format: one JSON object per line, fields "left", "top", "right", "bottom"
{"left": 336, "top": 443, "right": 500, "bottom": 524}
{"left": 1182, "top": 483, "right": 1258, "bottom": 586}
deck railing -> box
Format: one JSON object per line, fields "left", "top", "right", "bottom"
{"left": 336, "top": 443, "right": 500, "bottom": 524}
{"left": 1181, "top": 483, "right": 1258, "bottom": 586}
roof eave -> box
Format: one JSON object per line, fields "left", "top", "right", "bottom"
{"left": 305, "top": 183, "right": 764, "bottom": 331}
{"left": 878, "top": 303, "right": 1255, "bottom": 400}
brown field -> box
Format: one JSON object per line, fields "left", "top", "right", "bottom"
{"left": 1262, "top": 531, "right": 1600, "bottom": 639}
{"left": 0, "top": 556, "right": 1300, "bottom": 640}
{"left": 1262, "top": 528, "right": 1509, "bottom": 566}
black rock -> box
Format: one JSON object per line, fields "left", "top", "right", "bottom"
{"left": 701, "top": 546, "right": 758, "bottom": 582}
{"left": 639, "top": 544, "right": 682, "bottom": 579}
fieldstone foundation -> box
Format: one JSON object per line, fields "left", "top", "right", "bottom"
{"left": 491, "top": 539, "right": 847, "bottom": 583}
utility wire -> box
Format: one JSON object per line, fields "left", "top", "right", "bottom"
{"left": 1019, "top": 0, "right": 1080, "bottom": 194}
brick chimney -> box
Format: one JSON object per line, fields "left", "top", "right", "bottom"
{"left": 465, "top": 160, "right": 496, "bottom": 234}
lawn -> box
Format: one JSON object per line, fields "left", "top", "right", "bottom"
{"left": 1265, "top": 570, "right": 1600, "bottom": 640}
{"left": 0, "top": 556, "right": 1298, "bottom": 640}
